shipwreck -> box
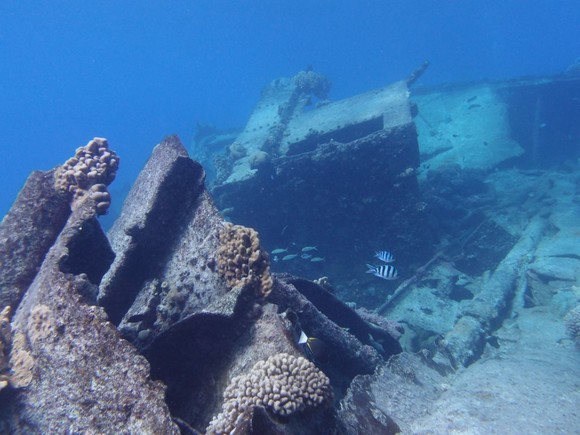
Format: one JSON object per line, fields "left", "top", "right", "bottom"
{"left": 0, "top": 66, "right": 579, "bottom": 433}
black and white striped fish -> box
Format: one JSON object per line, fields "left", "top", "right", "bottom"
{"left": 375, "top": 250, "right": 395, "bottom": 263}
{"left": 366, "top": 264, "right": 398, "bottom": 280}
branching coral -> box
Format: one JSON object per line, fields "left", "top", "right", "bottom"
{"left": 54, "top": 137, "right": 119, "bottom": 215}
{"left": 217, "top": 223, "right": 273, "bottom": 298}
{"left": 206, "top": 352, "right": 332, "bottom": 434}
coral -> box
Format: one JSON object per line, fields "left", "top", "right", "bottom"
{"left": 206, "top": 352, "right": 332, "bottom": 434}
{"left": 0, "top": 307, "right": 39, "bottom": 391}
{"left": 217, "top": 223, "right": 273, "bottom": 298}
{"left": 88, "top": 183, "right": 112, "bottom": 216}
{"left": 6, "top": 304, "right": 55, "bottom": 389}
{"left": 0, "top": 306, "right": 11, "bottom": 391}
{"left": 0, "top": 306, "right": 11, "bottom": 368}
{"left": 564, "top": 304, "right": 580, "bottom": 348}
{"left": 292, "top": 70, "right": 331, "bottom": 100}
{"left": 9, "top": 332, "right": 34, "bottom": 388}
{"left": 27, "top": 305, "right": 56, "bottom": 345}
{"left": 54, "top": 137, "right": 119, "bottom": 215}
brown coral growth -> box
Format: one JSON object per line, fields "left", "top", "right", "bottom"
{"left": 292, "top": 70, "right": 331, "bottom": 99}
{"left": 0, "top": 306, "right": 12, "bottom": 391}
{"left": 217, "top": 223, "right": 273, "bottom": 298}
{"left": 9, "top": 332, "right": 34, "bottom": 388}
{"left": 27, "top": 305, "right": 56, "bottom": 345}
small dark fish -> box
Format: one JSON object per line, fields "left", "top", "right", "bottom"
{"left": 467, "top": 96, "right": 478, "bottom": 103}
{"left": 298, "top": 331, "right": 328, "bottom": 362}
{"left": 468, "top": 104, "right": 482, "bottom": 110}
{"left": 375, "top": 250, "right": 395, "bottom": 263}
{"left": 366, "top": 264, "right": 398, "bottom": 280}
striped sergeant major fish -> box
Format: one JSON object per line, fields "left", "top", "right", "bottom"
{"left": 366, "top": 264, "right": 398, "bottom": 280}
{"left": 375, "top": 250, "right": 395, "bottom": 263}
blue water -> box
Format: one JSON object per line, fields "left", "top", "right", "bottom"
{"left": 1, "top": 1, "right": 578, "bottom": 218}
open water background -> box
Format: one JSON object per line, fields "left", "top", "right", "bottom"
{"left": 1, "top": 1, "right": 578, "bottom": 217}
